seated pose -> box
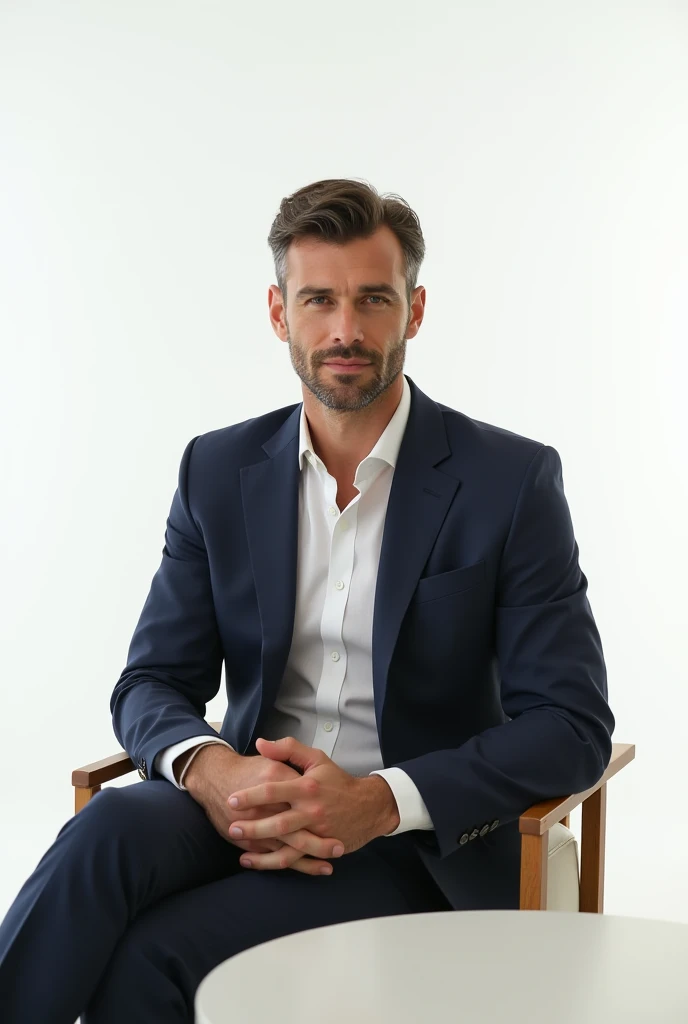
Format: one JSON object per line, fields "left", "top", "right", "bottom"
{"left": 0, "top": 177, "right": 615, "bottom": 1023}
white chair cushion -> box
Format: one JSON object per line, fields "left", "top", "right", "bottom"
{"left": 546, "top": 823, "right": 580, "bottom": 912}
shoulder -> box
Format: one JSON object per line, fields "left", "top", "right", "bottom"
{"left": 186, "top": 401, "right": 300, "bottom": 469}
{"left": 434, "top": 397, "right": 550, "bottom": 481}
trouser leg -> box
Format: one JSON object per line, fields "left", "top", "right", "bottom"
{"left": 83, "top": 829, "right": 451, "bottom": 1024}
{"left": 0, "top": 782, "right": 243, "bottom": 1024}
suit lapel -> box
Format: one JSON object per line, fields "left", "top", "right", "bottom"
{"left": 239, "top": 411, "right": 301, "bottom": 750}
{"left": 371, "top": 380, "right": 460, "bottom": 735}
{"left": 240, "top": 375, "right": 461, "bottom": 756}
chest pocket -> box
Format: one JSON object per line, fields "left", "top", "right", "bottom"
{"left": 412, "top": 558, "right": 486, "bottom": 605}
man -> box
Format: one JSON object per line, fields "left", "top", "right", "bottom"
{"left": 0, "top": 178, "right": 614, "bottom": 1022}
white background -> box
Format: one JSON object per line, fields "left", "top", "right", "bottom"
{"left": 0, "top": 0, "right": 686, "bottom": 926}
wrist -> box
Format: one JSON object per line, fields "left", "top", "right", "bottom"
{"left": 182, "top": 743, "right": 240, "bottom": 795}
{"left": 173, "top": 746, "right": 200, "bottom": 785}
{"left": 365, "top": 775, "right": 401, "bottom": 838}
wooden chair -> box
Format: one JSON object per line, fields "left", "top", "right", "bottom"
{"left": 71, "top": 726, "right": 634, "bottom": 912}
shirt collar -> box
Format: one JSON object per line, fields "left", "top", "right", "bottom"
{"left": 298, "top": 373, "right": 411, "bottom": 475}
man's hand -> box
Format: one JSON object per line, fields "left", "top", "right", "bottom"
{"left": 183, "top": 744, "right": 346, "bottom": 876}
{"left": 225, "top": 736, "right": 401, "bottom": 871}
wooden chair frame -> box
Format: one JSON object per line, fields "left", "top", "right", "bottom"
{"left": 72, "top": 728, "right": 634, "bottom": 912}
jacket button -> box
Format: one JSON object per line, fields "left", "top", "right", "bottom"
{"left": 489, "top": 819, "right": 499, "bottom": 831}
{"left": 459, "top": 833, "right": 469, "bottom": 845}
{"left": 479, "top": 824, "right": 490, "bottom": 837}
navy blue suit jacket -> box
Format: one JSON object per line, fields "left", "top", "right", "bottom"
{"left": 111, "top": 374, "right": 614, "bottom": 910}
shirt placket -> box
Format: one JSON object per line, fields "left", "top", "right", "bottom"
{"left": 313, "top": 469, "right": 359, "bottom": 757}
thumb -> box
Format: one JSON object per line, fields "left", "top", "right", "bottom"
{"left": 256, "top": 736, "right": 323, "bottom": 773}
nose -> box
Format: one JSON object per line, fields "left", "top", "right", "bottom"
{"left": 329, "top": 303, "right": 365, "bottom": 347}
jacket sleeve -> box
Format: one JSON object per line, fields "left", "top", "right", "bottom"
{"left": 394, "top": 444, "right": 615, "bottom": 860}
{"left": 110, "top": 435, "right": 225, "bottom": 780}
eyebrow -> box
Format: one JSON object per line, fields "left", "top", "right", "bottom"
{"left": 294, "top": 283, "right": 401, "bottom": 302}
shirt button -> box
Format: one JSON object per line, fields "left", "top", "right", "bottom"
{"left": 331, "top": 651, "right": 340, "bottom": 662}
{"left": 328, "top": 506, "right": 338, "bottom": 516}
{"left": 335, "top": 580, "right": 345, "bottom": 590}
{"left": 323, "top": 722, "right": 334, "bottom": 732}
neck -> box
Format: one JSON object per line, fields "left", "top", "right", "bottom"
{"left": 303, "top": 374, "right": 404, "bottom": 477}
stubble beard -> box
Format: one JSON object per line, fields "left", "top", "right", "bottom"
{"left": 286, "top": 326, "right": 409, "bottom": 413}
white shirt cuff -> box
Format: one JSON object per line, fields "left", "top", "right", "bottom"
{"left": 369, "top": 767, "right": 434, "bottom": 835}
{"left": 155, "top": 736, "right": 235, "bottom": 790}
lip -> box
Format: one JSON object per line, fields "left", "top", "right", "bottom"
{"left": 324, "top": 361, "right": 371, "bottom": 371}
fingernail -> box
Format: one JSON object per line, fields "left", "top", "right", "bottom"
{"left": 230, "top": 827, "right": 243, "bottom": 837}
{"left": 333, "top": 844, "right": 345, "bottom": 857}
{"left": 241, "top": 858, "right": 252, "bottom": 868}
{"left": 319, "top": 865, "right": 332, "bottom": 875}
{"left": 228, "top": 798, "right": 239, "bottom": 808}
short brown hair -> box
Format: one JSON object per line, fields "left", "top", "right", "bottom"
{"left": 267, "top": 178, "right": 425, "bottom": 308}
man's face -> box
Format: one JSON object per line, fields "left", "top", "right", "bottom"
{"left": 269, "top": 225, "right": 425, "bottom": 412}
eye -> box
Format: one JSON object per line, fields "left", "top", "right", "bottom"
{"left": 306, "top": 296, "right": 388, "bottom": 306}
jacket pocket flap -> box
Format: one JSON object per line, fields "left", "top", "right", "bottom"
{"left": 413, "top": 559, "right": 486, "bottom": 604}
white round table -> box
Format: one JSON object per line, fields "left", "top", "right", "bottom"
{"left": 195, "top": 910, "right": 688, "bottom": 1024}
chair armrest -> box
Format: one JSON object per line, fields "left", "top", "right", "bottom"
{"left": 71, "top": 750, "right": 136, "bottom": 789}
{"left": 519, "top": 741, "right": 635, "bottom": 835}
{"left": 71, "top": 721, "right": 224, "bottom": 788}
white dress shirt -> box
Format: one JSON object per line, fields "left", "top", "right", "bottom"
{"left": 155, "top": 373, "right": 434, "bottom": 836}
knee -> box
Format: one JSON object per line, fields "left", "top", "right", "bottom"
{"left": 74, "top": 783, "right": 172, "bottom": 846}
{"left": 77, "top": 786, "right": 137, "bottom": 837}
